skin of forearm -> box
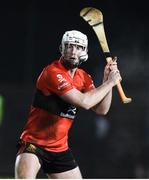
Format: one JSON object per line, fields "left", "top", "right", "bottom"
{"left": 92, "top": 90, "right": 112, "bottom": 115}
{"left": 82, "top": 80, "right": 114, "bottom": 110}
{"left": 91, "top": 75, "right": 112, "bottom": 114}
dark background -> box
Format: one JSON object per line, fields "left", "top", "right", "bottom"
{"left": 0, "top": 0, "right": 149, "bottom": 178}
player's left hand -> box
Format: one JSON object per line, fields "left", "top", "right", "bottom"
{"left": 103, "top": 56, "right": 119, "bottom": 82}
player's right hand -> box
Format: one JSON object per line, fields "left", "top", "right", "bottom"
{"left": 108, "top": 69, "right": 122, "bottom": 86}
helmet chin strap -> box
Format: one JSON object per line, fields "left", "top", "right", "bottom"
{"left": 79, "top": 51, "right": 88, "bottom": 65}
{"left": 79, "top": 54, "right": 88, "bottom": 64}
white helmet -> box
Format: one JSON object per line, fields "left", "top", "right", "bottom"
{"left": 61, "top": 30, "right": 88, "bottom": 62}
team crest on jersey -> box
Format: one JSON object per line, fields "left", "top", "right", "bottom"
{"left": 56, "top": 74, "right": 69, "bottom": 90}
{"left": 57, "top": 74, "right": 66, "bottom": 82}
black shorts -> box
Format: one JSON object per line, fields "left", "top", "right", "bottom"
{"left": 16, "top": 141, "right": 78, "bottom": 174}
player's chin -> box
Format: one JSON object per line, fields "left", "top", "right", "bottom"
{"left": 64, "top": 61, "right": 79, "bottom": 69}
{"left": 69, "top": 57, "right": 79, "bottom": 63}
{"left": 69, "top": 62, "right": 79, "bottom": 69}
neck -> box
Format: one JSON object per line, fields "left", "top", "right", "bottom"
{"left": 69, "top": 68, "right": 77, "bottom": 78}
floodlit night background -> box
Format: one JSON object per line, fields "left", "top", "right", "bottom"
{"left": 0, "top": 0, "right": 149, "bottom": 178}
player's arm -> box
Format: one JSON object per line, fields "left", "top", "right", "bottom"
{"left": 91, "top": 58, "right": 118, "bottom": 114}
{"left": 91, "top": 90, "right": 112, "bottom": 115}
{"left": 61, "top": 69, "right": 121, "bottom": 114}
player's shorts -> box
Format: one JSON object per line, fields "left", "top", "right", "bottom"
{"left": 16, "top": 141, "right": 78, "bottom": 174}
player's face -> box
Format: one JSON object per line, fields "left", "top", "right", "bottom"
{"left": 63, "top": 43, "right": 84, "bottom": 69}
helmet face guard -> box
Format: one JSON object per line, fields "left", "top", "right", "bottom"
{"left": 60, "top": 30, "right": 88, "bottom": 62}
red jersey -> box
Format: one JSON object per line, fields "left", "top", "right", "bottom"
{"left": 20, "top": 59, "right": 95, "bottom": 152}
